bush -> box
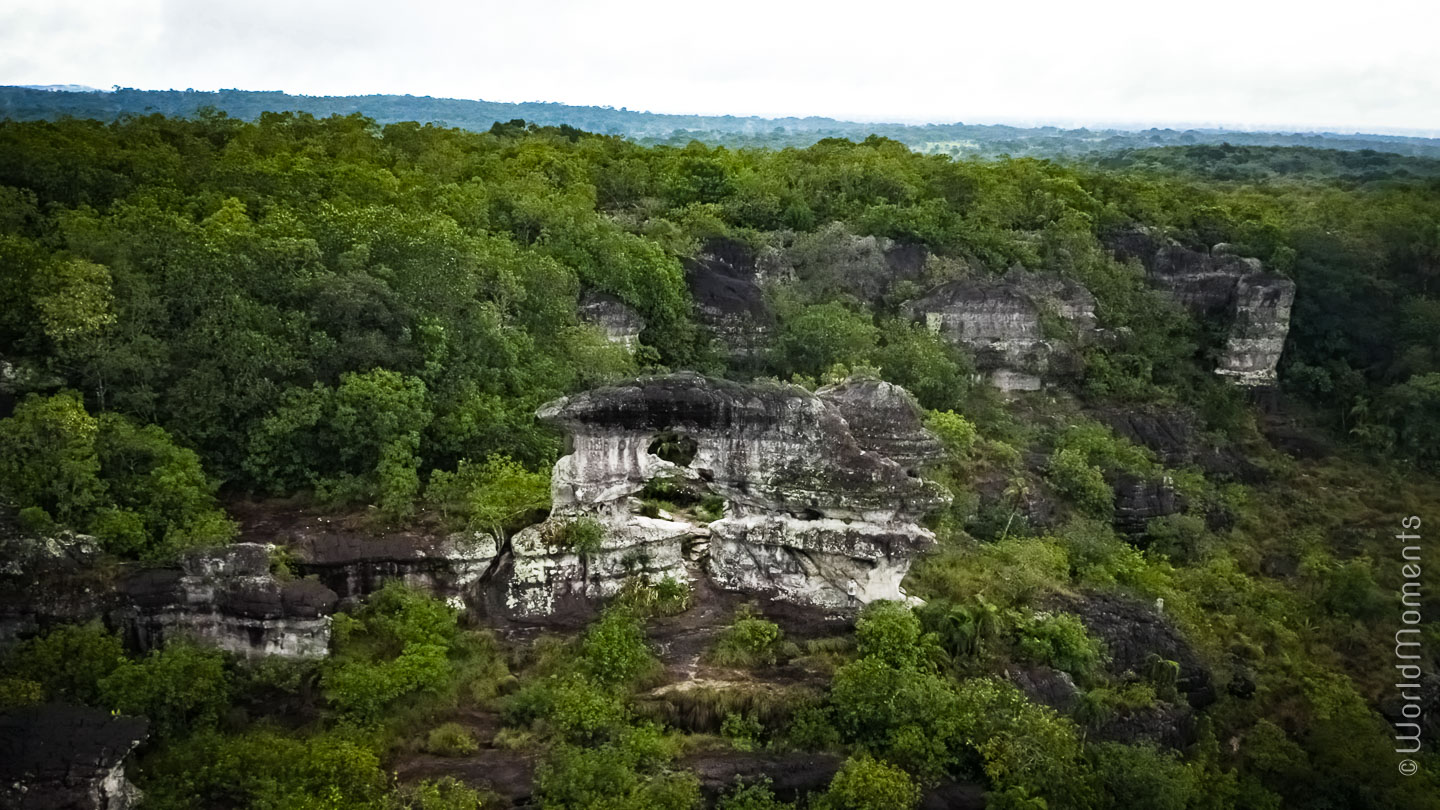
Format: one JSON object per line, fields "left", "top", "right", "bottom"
{"left": 1045, "top": 448, "right": 1113, "bottom": 519}
{"left": 99, "top": 641, "right": 231, "bottom": 739}
{"left": 399, "top": 777, "right": 494, "bottom": 810}
{"left": 323, "top": 583, "right": 460, "bottom": 724}
{"left": 926, "top": 410, "right": 978, "bottom": 458}
{"left": 1, "top": 622, "right": 124, "bottom": 705}
{"left": 1012, "top": 611, "right": 1104, "bottom": 680}
{"left": 950, "top": 678, "right": 1087, "bottom": 802}
{"left": 721, "top": 712, "right": 764, "bottom": 751}
{"left": 706, "top": 608, "right": 785, "bottom": 668}
{"left": 0, "top": 392, "right": 234, "bottom": 558}
{"left": 552, "top": 518, "right": 605, "bottom": 554}
{"left": 426, "top": 454, "right": 551, "bottom": 536}
{"left": 534, "top": 726, "right": 700, "bottom": 810}
{"left": 854, "top": 601, "right": 935, "bottom": 670}
{"left": 1089, "top": 742, "right": 1196, "bottom": 810}
{"left": 426, "top": 722, "right": 480, "bottom": 757}
{"left": 717, "top": 778, "right": 794, "bottom": 810}
{"left": 580, "top": 609, "right": 656, "bottom": 686}
{"left": 814, "top": 755, "right": 921, "bottom": 810}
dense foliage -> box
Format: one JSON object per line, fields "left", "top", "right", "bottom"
{"left": 1, "top": 110, "right": 1438, "bottom": 809}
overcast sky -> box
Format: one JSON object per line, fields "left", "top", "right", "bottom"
{"left": 4, "top": 0, "right": 1439, "bottom": 135}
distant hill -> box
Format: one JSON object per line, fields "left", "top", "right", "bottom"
{"left": 5, "top": 85, "right": 1440, "bottom": 159}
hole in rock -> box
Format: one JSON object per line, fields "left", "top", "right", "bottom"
{"left": 649, "top": 431, "right": 698, "bottom": 466}
{"left": 794, "top": 508, "right": 824, "bottom": 521}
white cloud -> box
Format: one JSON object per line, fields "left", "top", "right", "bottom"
{"left": 1, "top": 0, "right": 1437, "bottom": 134}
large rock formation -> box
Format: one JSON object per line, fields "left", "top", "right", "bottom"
{"left": 500, "top": 373, "right": 948, "bottom": 618}
{"left": 757, "top": 225, "right": 929, "bottom": 303}
{"left": 116, "top": 544, "right": 336, "bottom": 659}
{"left": 1109, "top": 229, "right": 1295, "bottom": 387}
{"left": 684, "top": 237, "right": 774, "bottom": 365}
{"left": 0, "top": 522, "right": 118, "bottom": 648}
{"left": 578, "top": 291, "right": 646, "bottom": 350}
{"left": 906, "top": 269, "right": 1097, "bottom": 392}
{"left": 291, "top": 531, "right": 499, "bottom": 607}
{"left": 0, "top": 704, "right": 147, "bottom": 810}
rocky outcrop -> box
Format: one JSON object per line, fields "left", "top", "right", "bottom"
{"left": 0, "top": 704, "right": 147, "bottom": 810}
{"left": 116, "top": 544, "right": 336, "bottom": 659}
{"left": 757, "top": 224, "right": 929, "bottom": 304}
{"left": 0, "top": 525, "right": 118, "bottom": 648}
{"left": 291, "top": 531, "right": 499, "bottom": 608}
{"left": 906, "top": 269, "right": 1097, "bottom": 392}
{"left": 579, "top": 291, "right": 646, "bottom": 350}
{"left": 1051, "top": 591, "right": 1215, "bottom": 709}
{"left": 683, "top": 237, "right": 773, "bottom": 365}
{"left": 500, "top": 373, "right": 948, "bottom": 618}
{"left": 1109, "top": 229, "right": 1295, "bottom": 387}
{"left": 815, "top": 378, "right": 943, "bottom": 474}
{"left": 1111, "top": 473, "right": 1183, "bottom": 536}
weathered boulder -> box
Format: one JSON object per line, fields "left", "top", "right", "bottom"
{"left": 1007, "top": 666, "right": 1080, "bottom": 713}
{"left": 501, "top": 373, "right": 948, "bottom": 618}
{"left": 815, "top": 377, "right": 943, "bottom": 474}
{"left": 1051, "top": 591, "right": 1215, "bottom": 709}
{"left": 0, "top": 704, "right": 147, "bottom": 810}
{"left": 1111, "top": 473, "right": 1183, "bottom": 537}
{"left": 1108, "top": 228, "right": 1295, "bottom": 387}
{"left": 115, "top": 543, "right": 336, "bottom": 659}
{"left": 291, "top": 531, "right": 499, "bottom": 608}
{"left": 683, "top": 237, "right": 774, "bottom": 365}
{"left": 907, "top": 269, "right": 1096, "bottom": 392}
{"left": 0, "top": 518, "right": 119, "bottom": 650}
{"left": 756, "top": 224, "right": 928, "bottom": 303}
{"left": 578, "top": 291, "right": 646, "bottom": 350}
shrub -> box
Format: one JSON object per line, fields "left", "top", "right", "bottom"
{"left": 926, "top": 410, "right": 978, "bottom": 458}
{"left": 99, "top": 641, "right": 231, "bottom": 739}
{"left": 1012, "top": 611, "right": 1104, "bottom": 680}
{"left": 580, "top": 609, "right": 656, "bottom": 686}
{"left": 1, "top": 622, "right": 124, "bottom": 705}
{"left": 1089, "top": 742, "right": 1196, "bottom": 810}
{"left": 552, "top": 518, "right": 605, "bottom": 554}
{"left": 426, "top": 454, "right": 550, "bottom": 536}
{"left": 716, "top": 778, "right": 794, "bottom": 810}
{"left": 399, "top": 777, "right": 494, "bottom": 810}
{"left": 814, "top": 755, "right": 921, "bottom": 810}
{"left": 426, "top": 722, "right": 480, "bottom": 757}
{"left": 707, "top": 608, "right": 785, "bottom": 668}
{"left": 1046, "top": 448, "right": 1113, "bottom": 519}
{"left": 534, "top": 726, "right": 700, "bottom": 810}
{"left": 721, "top": 712, "right": 764, "bottom": 751}
{"left": 951, "top": 678, "right": 1087, "bottom": 802}
{"left": 854, "top": 601, "right": 936, "bottom": 670}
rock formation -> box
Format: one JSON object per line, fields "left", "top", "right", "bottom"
{"left": 757, "top": 224, "right": 929, "bottom": 303}
{"left": 0, "top": 521, "right": 118, "bottom": 648}
{"left": 0, "top": 704, "right": 147, "bottom": 810}
{"left": 500, "top": 373, "right": 948, "bottom": 618}
{"left": 683, "top": 237, "right": 774, "bottom": 365}
{"left": 1110, "top": 473, "right": 1183, "bottom": 536}
{"left": 578, "top": 291, "right": 646, "bottom": 350}
{"left": 291, "top": 531, "right": 499, "bottom": 607}
{"left": 116, "top": 543, "right": 336, "bottom": 659}
{"left": 1109, "top": 228, "right": 1295, "bottom": 387}
{"left": 906, "top": 269, "right": 1097, "bottom": 392}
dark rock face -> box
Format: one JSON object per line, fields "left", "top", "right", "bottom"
{"left": 757, "top": 224, "right": 929, "bottom": 304}
{"left": 115, "top": 543, "right": 337, "bottom": 659}
{"left": 1051, "top": 591, "right": 1215, "bottom": 709}
{"left": 578, "top": 291, "right": 645, "bottom": 350}
{"left": 0, "top": 704, "right": 147, "bottom": 810}
{"left": 1108, "top": 227, "right": 1295, "bottom": 387}
{"left": 1007, "top": 666, "right": 1080, "bottom": 713}
{"left": 291, "top": 532, "right": 499, "bottom": 605}
{"left": 503, "top": 373, "right": 948, "bottom": 617}
{"left": 0, "top": 523, "right": 119, "bottom": 648}
{"left": 815, "top": 378, "right": 943, "bottom": 475}
{"left": 1096, "top": 408, "right": 1197, "bottom": 468}
{"left": 1093, "top": 701, "right": 1196, "bottom": 749}
{"left": 1111, "top": 473, "right": 1183, "bottom": 536}
{"left": 684, "top": 237, "right": 774, "bottom": 364}
{"left": 906, "top": 269, "right": 1096, "bottom": 392}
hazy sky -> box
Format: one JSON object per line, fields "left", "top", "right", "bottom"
{"left": 4, "top": 0, "right": 1439, "bottom": 134}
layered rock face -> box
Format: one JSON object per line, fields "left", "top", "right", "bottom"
{"left": 757, "top": 225, "right": 928, "bottom": 303}
{"left": 502, "top": 373, "right": 948, "bottom": 617}
{"left": 1110, "top": 229, "right": 1295, "bottom": 387}
{"left": 579, "top": 291, "right": 646, "bottom": 350}
{"left": 292, "top": 531, "right": 499, "bottom": 607}
{"left": 116, "top": 544, "right": 336, "bottom": 659}
{"left": 0, "top": 523, "right": 118, "bottom": 648}
{"left": 684, "top": 238, "right": 774, "bottom": 365}
{"left": 907, "top": 269, "right": 1097, "bottom": 392}
{"left": 0, "top": 704, "right": 147, "bottom": 810}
